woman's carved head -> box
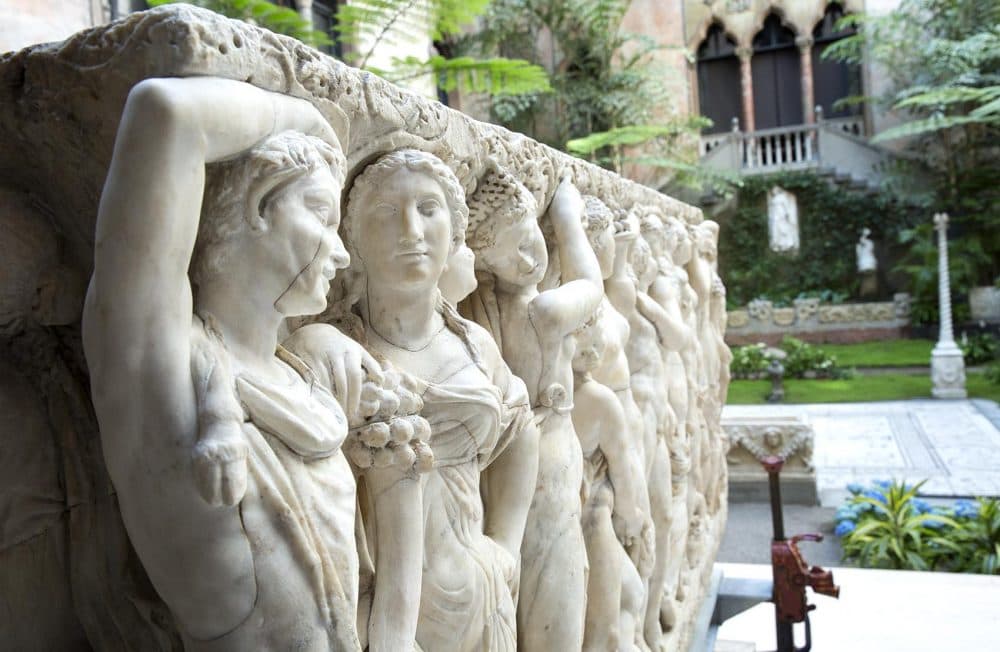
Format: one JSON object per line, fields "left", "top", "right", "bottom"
{"left": 344, "top": 150, "right": 468, "bottom": 291}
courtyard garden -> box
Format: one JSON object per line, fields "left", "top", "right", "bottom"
{"left": 726, "top": 336, "right": 1000, "bottom": 404}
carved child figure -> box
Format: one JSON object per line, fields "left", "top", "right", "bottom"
{"left": 604, "top": 215, "right": 678, "bottom": 649}
{"left": 463, "top": 165, "right": 604, "bottom": 652}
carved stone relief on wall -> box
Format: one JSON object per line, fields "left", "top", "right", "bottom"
{"left": 0, "top": 6, "right": 730, "bottom": 651}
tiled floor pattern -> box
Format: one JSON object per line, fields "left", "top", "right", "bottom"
{"left": 723, "top": 399, "right": 1000, "bottom": 506}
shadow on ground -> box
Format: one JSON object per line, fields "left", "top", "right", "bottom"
{"left": 719, "top": 502, "right": 842, "bottom": 568}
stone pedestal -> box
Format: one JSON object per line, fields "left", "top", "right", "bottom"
{"left": 724, "top": 415, "right": 817, "bottom": 505}
{"left": 932, "top": 343, "right": 968, "bottom": 399}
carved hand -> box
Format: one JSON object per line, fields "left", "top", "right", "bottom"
{"left": 192, "top": 420, "right": 249, "bottom": 507}
{"left": 547, "top": 176, "right": 585, "bottom": 226}
{"left": 283, "top": 324, "right": 384, "bottom": 424}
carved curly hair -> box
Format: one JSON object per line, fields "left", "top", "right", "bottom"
{"left": 192, "top": 130, "right": 346, "bottom": 286}
{"left": 343, "top": 149, "right": 468, "bottom": 262}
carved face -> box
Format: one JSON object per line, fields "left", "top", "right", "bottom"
{"left": 478, "top": 214, "right": 548, "bottom": 288}
{"left": 439, "top": 242, "right": 477, "bottom": 305}
{"left": 630, "top": 237, "right": 658, "bottom": 292}
{"left": 352, "top": 168, "right": 452, "bottom": 292}
{"left": 763, "top": 428, "right": 782, "bottom": 450}
{"left": 669, "top": 219, "right": 692, "bottom": 266}
{"left": 261, "top": 167, "right": 349, "bottom": 317}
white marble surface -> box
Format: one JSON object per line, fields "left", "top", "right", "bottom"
{"left": 716, "top": 562, "right": 1000, "bottom": 651}
{"left": 1, "top": 7, "right": 728, "bottom": 651}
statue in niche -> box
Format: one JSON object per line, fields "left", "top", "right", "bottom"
{"left": 856, "top": 227, "right": 877, "bottom": 273}
{"left": 767, "top": 187, "right": 799, "bottom": 254}
{"left": 603, "top": 214, "right": 677, "bottom": 648}
{"left": 570, "top": 305, "right": 648, "bottom": 652}
{"left": 323, "top": 149, "right": 539, "bottom": 652}
{"left": 856, "top": 227, "right": 878, "bottom": 298}
{"left": 461, "top": 164, "right": 604, "bottom": 651}
{"left": 81, "top": 77, "right": 399, "bottom": 651}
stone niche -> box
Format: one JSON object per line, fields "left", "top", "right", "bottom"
{"left": 0, "top": 6, "right": 728, "bottom": 652}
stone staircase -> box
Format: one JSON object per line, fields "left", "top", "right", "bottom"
{"left": 698, "top": 116, "right": 894, "bottom": 208}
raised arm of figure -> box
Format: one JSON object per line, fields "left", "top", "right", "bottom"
{"left": 82, "top": 78, "right": 339, "bottom": 640}
{"left": 636, "top": 292, "right": 690, "bottom": 352}
{"left": 592, "top": 383, "right": 647, "bottom": 544}
{"left": 529, "top": 178, "right": 604, "bottom": 335}
{"left": 86, "top": 77, "right": 336, "bottom": 418}
{"left": 605, "top": 233, "right": 639, "bottom": 318}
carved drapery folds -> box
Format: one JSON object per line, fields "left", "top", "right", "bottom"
{"left": 0, "top": 6, "right": 729, "bottom": 651}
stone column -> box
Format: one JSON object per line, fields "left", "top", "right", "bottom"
{"left": 736, "top": 46, "right": 755, "bottom": 133}
{"left": 796, "top": 35, "right": 815, "bottom": 124}
{"left": 930, "top": 212, "right": 967, "bottom": 398}
{"left": 296, "top": 0, "right": 314, "bottom": 22}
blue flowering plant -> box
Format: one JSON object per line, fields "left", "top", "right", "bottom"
{"left": 836, "top": 479, "right": 957, "bottom": 571}
{"left": 836, "top": 480, "right": 1000, "bottom": 574}
{"left": 945, "top": 498, "right": 1000, "bottom": 575}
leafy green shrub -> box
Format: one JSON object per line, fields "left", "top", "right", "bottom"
{"left": 730, "top": 343, "right": 769, "bottom": 379}
{"left": 959, "top": 332, "right": 1000, "bottom": 365}
{"left": 780, "top": 337, "right": 849, "bottom": 379}
{"left": 836, "top": 479, "right": 956, "bottom": 570}
{"left": 836, "top": 480, "right": 1000, "bottom": 574}
{"left": 718, "top": 172, "right": 920, "bottom": 306}
{"left": 985, "top": 362, "right": 1000, "bottom": 385}
{"left": 946, "top": 498, "right": 1000, "bottom": 575}
{"left": 728, "top": 337, "right": 850, "bottom": 379}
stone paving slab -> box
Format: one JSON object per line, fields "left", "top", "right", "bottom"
{"left": 715, "top": 562, "right": 1000, "bottom": 651}
{"left": 723, "top": 399, "right": 1000, "bottom": 506}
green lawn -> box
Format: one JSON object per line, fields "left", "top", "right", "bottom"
{"left": 727, "top": 371, "right": 1000, "bottom": 404}
{"left": 820, "top": 339, "right": 935, "bottom": 368}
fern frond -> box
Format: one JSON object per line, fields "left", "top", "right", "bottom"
{"left": 387, "top": 55, "right": 551, "bottom": 95}
{"left": 565, "top": 124, "right": 687, "bottom": 155}
{"left": 871, "top": 114, "right": 987, "bottom": 142}
{"left": 337, "top": 0, "right": 493, "bottom": 69}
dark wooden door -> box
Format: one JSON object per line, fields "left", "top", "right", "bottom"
{"left": 696, "top": 24, "right": 742, "bottom": 134}
{"left": 751, "top": 14, "right": 803, "bottom": 130}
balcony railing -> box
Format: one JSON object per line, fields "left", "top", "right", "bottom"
{"left": 742, "top": 124, "right": 817, "bottom": 171}
{"left": 700, "top": 113, "right": 887, "bottom": 185}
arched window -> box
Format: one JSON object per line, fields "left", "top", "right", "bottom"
{"left": 751, "top": 13, "right": 803, "bottom": 129}
{"left": 696, "top": 24, "right": 741, "bottom": 134}
{"left": 812, "top": 3, "right": 861, "bottom": 121}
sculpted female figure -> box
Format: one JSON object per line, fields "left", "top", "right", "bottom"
{"left": 83, "top": 78, "right": 365, "bottom": 650}
{"left": 339, "top": 150, "right": 539, "bottom": 652}
{"left": 462, "top": 165, "right": 604, "bottom": 651}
